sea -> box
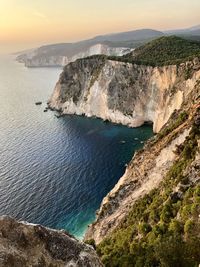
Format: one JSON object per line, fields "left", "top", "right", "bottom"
{"left": 0, "top": 55, "right": 153, "bottom": 238}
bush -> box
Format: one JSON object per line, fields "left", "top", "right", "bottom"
{"left": 168, "top": 219, "right": 183, "bottom": 233}
{"left": 160, "top": 203, "right": 173, "bottom": 223}
{"left": 184, "top": 219, "right": 196, "bottom": 236}
{"left": 138, "top": 222, "right": 152, "bottom": 235}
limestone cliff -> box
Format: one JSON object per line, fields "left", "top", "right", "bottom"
{"left": 49, "top": 56, "right": 200, "bottom": 133}
{"left": 84, "top": 78, "right": 200, "bottom": 245}
{"left": 0, "top": 216, "right": 103, "bottom": 267}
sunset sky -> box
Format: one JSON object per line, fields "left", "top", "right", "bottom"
{"left": 0, "top": 0, "right": 199, "bottom": 53}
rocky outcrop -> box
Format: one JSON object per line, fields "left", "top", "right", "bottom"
{"left": 49, "top": 57, "right": 200, "bottom": 133}
{"left": 0, "top": 216, "right": 103, "bottom": 267}
{"left": 16, "top": 44, "right": 131, "bottom": 67}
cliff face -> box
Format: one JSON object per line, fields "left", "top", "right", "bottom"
{"left": 16, "top": 44, "right": 131, "bottom": 67}
{"left": 84, "top": 79, "right": 200, "bottom": 246}
{"left": 49, "top": 57, "right": 200, "bottom": 133}
{"left": 16, "top": 54, "right": 65, "bottom": 68}
{"left": 0, "top": 216, "right": 103, "bottom": 267}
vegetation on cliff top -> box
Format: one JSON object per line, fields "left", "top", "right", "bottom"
{"left": 94, "top": 106, "right": 200, "bottom": 267}
{"left": 84, "top": 36, "right": 200, "bottom": 67}
{"left": 78, "top": 36, "right": 200, "bottom": 67}
{"left": 124, "top": 36, "right": 200, "bottom": 66}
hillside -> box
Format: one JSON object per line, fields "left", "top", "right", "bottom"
{"left": 16, "top": 43, "right": 132, "bottom": 67}
{"left": 96, "top": 86, "right": 200, "bottom": 266}
{"left": 165, "top": 24, "right": 200, "bottom": 36}
{"left": 90, "top": 29, "right": 163, "bottom": 43}
{"left": 109, "top": 36, "right": 200, "bottom": 66}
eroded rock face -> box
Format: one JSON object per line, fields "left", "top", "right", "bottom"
{"left": 0, "top": 216, "right": 103, "bottom": 267}
{"left": 49, "top": 57, "right": 200, "bottom": 133}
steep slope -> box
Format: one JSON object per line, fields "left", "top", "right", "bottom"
{"left": 121, "top": 36, "right": 200, "bottom": 66}
{"left": 16, "top": 29, "right": 163, "bottom": 67}
{"left": 0, "top": 216, "right": 103, "bottom": 267}
{"left": 84, "top": 82, "right": 200, "bottom": 244}
{"left": 93, "top": 84, "right": 200, "bottom": 266}
{"left": 48, "top": 37, "right": 200, "bottom": 133}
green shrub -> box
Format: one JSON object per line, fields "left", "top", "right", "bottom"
{"left": 152, "top": 223, "right": 167, "bottom": 236}
{"left": 194, "top": 186, "right": 200, "bottom": 197}
{"left": 168, "top": 219, "right": 183, "bottom": 233}
{"left": 184, "top": 219, "right": 196, "bottom": 235}
{"left": 138, "top": 223, "right": 152, "bottom": 235}
{"left": 181, "top": 204, "right": 192, "bottom": 220}
{"left": 160, "top": 203, "right": 173, "bottom": 223}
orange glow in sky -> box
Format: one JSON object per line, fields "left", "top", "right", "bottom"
{"left": 0, "top": 0, "right": 199, "bottom": 53}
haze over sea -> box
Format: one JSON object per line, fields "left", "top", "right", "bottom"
{"left": 0, "top": 55, "right": 153, "bottom": 238}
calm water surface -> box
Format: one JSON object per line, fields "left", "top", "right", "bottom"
{"left": 0, "top": 55, "right": 153, "bottom": 238}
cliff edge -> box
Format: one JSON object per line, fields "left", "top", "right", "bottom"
{"left": 84, "top": 80, "right": 200, "bottom": 245}
{"left": 0, "top": 216, "right": 103, "bottom": 267}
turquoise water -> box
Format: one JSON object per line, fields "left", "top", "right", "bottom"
{"left": 0, "top": 55, "right": 153, "bottom": 238}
